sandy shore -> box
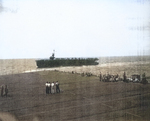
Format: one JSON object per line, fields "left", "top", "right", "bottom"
{"left": 24, "top": 61, "right": 150, "bottom": 78}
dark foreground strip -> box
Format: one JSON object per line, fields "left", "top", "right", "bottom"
{"left": 3, "top": 92, "right": 150, "bottom": 116}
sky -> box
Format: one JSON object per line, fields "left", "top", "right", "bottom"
{"left": 0, "top": 0, "right": 150, "bottom": 59}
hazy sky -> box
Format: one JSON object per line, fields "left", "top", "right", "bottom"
{"left": 0, "top": 0, "right": 150, "bottom": 59}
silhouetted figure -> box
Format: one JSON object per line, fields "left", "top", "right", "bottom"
{"left": 56, "top": 81, "right": 60, "bottom": 93}
{"left": 48, "top": 82, "right": 51, "bottom": 94}
{"left": 115, "top": 74, "right": 119, "bottom": 82}
{"left": 141, "top": 73, "right": 148, "bottom": 84}
{"left": 50, "top": 50, "right": 55, "bottom": 60}
{"left": 99, "top": 72, "right": 102, "bottom": 81}
{"left": 123, "top": 72, "right": 127, "bottom": 82}
{"left": 1, "top": 86, "right": 4, "bottom": 97}
{"left": 45, "top": 82, "right": 48, "bottom": 94}
{"left": 106, "top": 72, "right": 110, "bottom": 82}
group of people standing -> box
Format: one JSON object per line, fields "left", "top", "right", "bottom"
{"left": 45, "top": 81, "right": 60, "bottom": 94}
{"left": 1, "top": 85, "right": 8, "bottom": 97}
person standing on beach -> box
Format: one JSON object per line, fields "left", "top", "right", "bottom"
{"left": 48, "top": 82, "right": 51, "bottom": 94}
{"left": 45, "top": 82, "right": 48, "bottom": 94}
{"left": 56, "top": 81, "right": 60, "bottom": 93}
{"left": 141, "top": 73, "right": 148, "bottom": 84}
{"left": 1, "top": 86, "right": 4, "bottom": 97}
{"left": 4, "top": 85, "right": 8, "bottom": 97}
{"left": 99, "top": 72, "right": 102, "bottom": 81}
{"left": 51, "top": 82, "right": 55, "bottom": 94}
{"left": 123, "top": 72, "right": 126, "bottom": 82}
